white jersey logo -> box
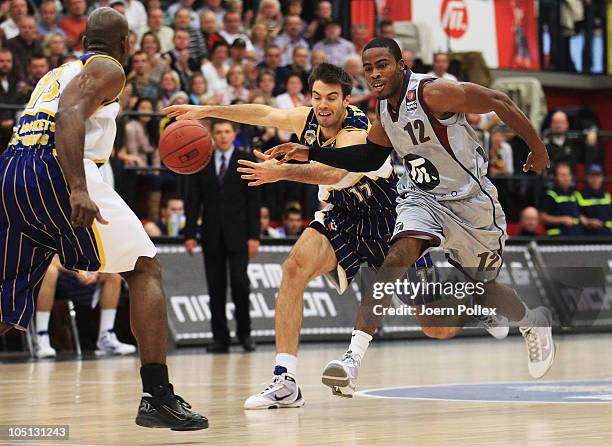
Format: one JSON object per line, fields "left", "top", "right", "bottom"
{"left": 404, "top": 154, "right": 440, "bottom": 191}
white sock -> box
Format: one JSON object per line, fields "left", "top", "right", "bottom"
{"left": 99, "top": 309, "right": 117, "bottom": 337}
{"left": 36, "top": 311, "right": 51, "bottom": 334}
{"left": 517, "top": 304, "right": 540, "bottom": 328}
{"left": 275, "top": 353, "right": 297, "bottom": 376}
{"left": 348, "top": 330, "right": 372, "bottom": 359}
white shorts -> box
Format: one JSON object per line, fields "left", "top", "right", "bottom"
{"left": 85, "top": 159, "right": 157, "bottom": 272}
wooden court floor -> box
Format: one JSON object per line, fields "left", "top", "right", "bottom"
{"left": 2, "top": 334, "right": 612, "bottom": 446}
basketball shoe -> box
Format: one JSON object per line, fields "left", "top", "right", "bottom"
{"left": 34, "top": 332, "right": 56, "bottom": 359}
{"left": 520, "top": 307, "right": 555, "bottom": 379}
{"left": 135, "top": 384, "right": 208, "bottom": 430}
{"left": 244, "top": 366, "right": 305, "bottom": 409}
{"left": 475, "top": 313, "right": 510, "bottom": 340}
{"left": 95, "top": 330, "right": 137, "bottom": 356}
{"left": 321, "top": 350, "right": 360, "bottom": 398}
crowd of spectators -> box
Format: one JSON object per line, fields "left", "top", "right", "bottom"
{"left": 0, "top": 0, "right": 607, "bottom": 239}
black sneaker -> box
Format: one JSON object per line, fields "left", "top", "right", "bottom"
{"left": 135, "top": 384, "right": 209, "bottom": 431}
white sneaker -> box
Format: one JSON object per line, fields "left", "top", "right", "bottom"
{"left": 474, "top": 313, "right": 509, "bottom": 340}
{"left": 244, "top": 368, "right": 305, "bottom": 410}
{"left": 95, "top": 331, "right": 137, "bottom": 356}
{"left": 321, "top": 350, "right": 360, "bottom": 398}
{"left": 520, "top": 307, "right": 555, "bottom": 379}
{"left": 35, "top": 333, "right": 56, "bottom": 359}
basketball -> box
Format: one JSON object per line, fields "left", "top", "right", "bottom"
{"left": 159, "top": 120, "right": 213, "bottom": 174}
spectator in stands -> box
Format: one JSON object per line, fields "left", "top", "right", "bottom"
{"left": 544, "top": 110, "right": 578, "bottom": 173}
{"left": 344, "top": 54, "right": 370, "bottom": 108}
{"left": 287, "top": 0, "right": 307, "bottom": 34}
{"left": 168, "top": 0, "right": 200, "bottom": 29}
{"left": 123, "top": 97, "right": 158, "bottom": 168}
{"left": 255, "top": 68, "right": 277, "bottom": 107}
{"left": 220, "top": 64, "right": 250, "bottom": 105}
{"left": 275, "top": 14, "right": 309, "bottom": 66}
{"left": 275, "top": 73, "right": 304, "bottom": 109}
{"left": 428, "top": 52, "right": 458, "bottom": 81}
{"left": 1, "top": 0, "right": 28, "bottom": 41}
{"left": 307, "top": 0, "right": 333, "bottom": 44}
{"left": 123, "top": 0, "right": 147, "bottom": 32}
{"left": 137, "top": 8, "right": 174, "bottom": 54}
{"left": 184, "top": 119, "right": 261, "bottom": 353}
{"left": 402, "top": 49, "right": 415, "bottom": 70}
{"left": 379, "top": 19, "right": 396, "bottom": 39}
{"left": 312, "top": 20, "right": 355, "bottom": 66}
{"left": 59, "top": 0, "right": 88, "bottom": 52}
{"left": 576, "top": 164, "right": 611, "bottom": 236}
{"left": 110, "top": 0, "right": 128, "bottom": 17}
{"left": 38, "top": 0, "right": 65, "bottom": 39}
{"left": 200, "top": 0, "right": 226, "bottom": 26}
{"left": 276, "top": 46, "right": 310, "bottom": 96}
{"left": 311, "top": 48, "right": 328, "bottom": 68}
{"left": 200, "top": 40, "right": 229, "bottom": 96}
{"left": 140, "top": 32, "right": 165, "bottom": 83}
{"left": 128, "top": 50, "right": 159, "bottom": 103}
{"left": 173, "top": 8, "right": 207, "bottom": 68}
{"left": 276, "top": 207, "right": 304, "bottom": 237}
{"left": 0, "top": 49, "right": 18, "bottom": 152}
{"left": 157, "top": 70, "right": 182, "bottom": 109}
{"left": 518, "top": 206, "right": 540, "bottom": 236}
{"left": 44, "top": 33, "right": 67, "bottom": 69}
{"left": 260, "top": 205, "right": 280, "bottom": 238}
{"left": 466, "top": 112, "right": 486, "bottom": 147}
{"left": 144, "top": 195, "right": 186, "bottom": 237}
{"left": 243, "top": 50, "right": 259, "bottom": 88}
{"left": 250, "top": 21, "right": 270, "bottom": 63}
{"left": 540, "top": 163, "right": 584, "bottom": 236}
{"left": 34, "top": 257, "right": 135, "bottom": 358}
{"left": 219, "top": 11, "right": 254, "bottom": 51}
{"left": 255, "top": 0, "right": 283, "bottom": 37}
{"left": 229, "top": 37, "right": 248, "bottom": 65}
{"left": 488, "top": 126, "right": 514, "bottom": 177}
{"left": 26, "top": 55, "right": 49, "bottom": 90}
{"left": 199, "top": 10, "right": 222, "bottom": 54}
{"left": 163, "top": 29, "right": 195, "bottom": 89}
{"left": 351, "top": 23, "right": 369, "bottom": 54}
{"left": 6, "top": 16, "right": 42, "bottom": 83}
{"left": 188, "top": 72, "right": 214, "bottom": 105}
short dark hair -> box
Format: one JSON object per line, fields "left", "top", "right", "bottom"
{"left": 283, "top": 207, "right": 302, "bottom": 219}
{"left": 162, "top": 194, "right": 183, "bottom": 209}
{"left": 363, "top": 37, "right": 402, "bottom": 62}
{"left": 211, "top": 118, "right": 236, "bottom": 131}
{"left": 379, "top": 19, "right": 393, "bottom": 31}
{"left": 555, "top": 162, "right": 572, "bottom": 175}
{"left": 308, "top": 62, "right": 352, "bottom": 98}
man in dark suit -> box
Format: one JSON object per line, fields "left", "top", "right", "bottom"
{"left": 184, "top": 119, "right": 261, "bottom": 353}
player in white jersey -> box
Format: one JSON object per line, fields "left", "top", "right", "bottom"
{"left": 267, "top": 38, "right": 555, "bottom": 392}
{"left": 0, "top": 8, "right": 207, "bottom": 429}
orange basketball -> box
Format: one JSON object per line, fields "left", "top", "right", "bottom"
{"left": 159, "top": 120, "right": 213, "bottom": 174}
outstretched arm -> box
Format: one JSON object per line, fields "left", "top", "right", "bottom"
{"left": 163, "top": 103, "right": 310, "bottom": 134}
{"left": 55, "top": 57, "right": 125, "bottom": 227}
{"left": 422, "top": 79, "right": 549, "bottom": 173}
{"left": 237, "top": 130, "right": 367, "bottom": 186}
{"left": 264, "top": 119, "right": 394, "bottom": 172}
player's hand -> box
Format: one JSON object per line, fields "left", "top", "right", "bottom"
{"left": 562, "top": 216, "right": 577, "bottom": 227}
{"left": 163, "top": 105, "right": 208, "bottom": 121}
{"left": 69, "top": 190, "right": 108, "bottom": 227}
{"left": 248, "top": 239, "right": 260, "bottom": 258}
{"left": 185, "top": 238, "right": 198, "bottom": 256}
{"left": 523, "top": 149, "right": 550, "bottom": 173}
{"left": 264, "top": 143, "right": 310, "bottom": 164}
{"left": 237, "top": 150, "right": 284, "bottom": 186}
{"left": 589, "top": 218, "right": 604, "bottom": 229}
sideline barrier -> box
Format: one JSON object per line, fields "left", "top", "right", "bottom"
{"left": 155, "top": 238, "right": 612, "bottom": 346}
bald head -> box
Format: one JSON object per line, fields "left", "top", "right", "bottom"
{"left": 550, "top": 111, "right": 569, "bottom": 134}
{"left": 84, "top": 7, "right": 129, "bottom": 63}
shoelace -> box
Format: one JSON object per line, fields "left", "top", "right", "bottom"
{"left": 261, "top": 375, "right": 283, "bottom": 394}
{"left": 476, "top": 313, "right": 498, "bottom": 328}
{"left": 168, "top": 384, "right": 192, "bottom": 409}
{"left": 523, "top": 329, "right": 541, "bottom": 361}
{"left": 341, "top": 352, "right": 360, "bottom": 368}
